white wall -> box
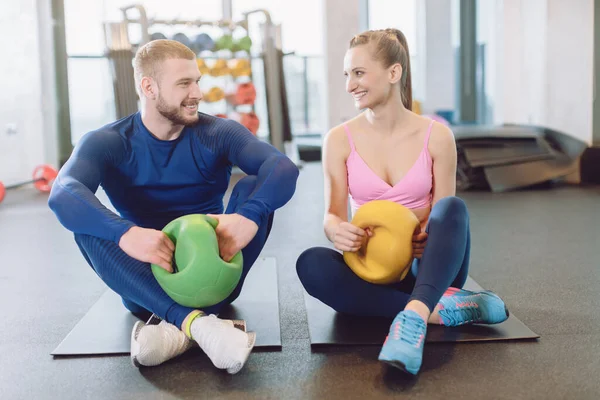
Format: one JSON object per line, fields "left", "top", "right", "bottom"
{"left": 322, "top": 0, "right": 361, "bottom": 129}
{"left": 0, "top": 0, "right": 58, "bottom": 185}
{"left": 545, "top": 0, "right": 594, "bottom": 144}
{"left": 495, "top": 0, "right": 547, "bottom": 125}
{"left": 494, "top": 0, "right": 594, "bottom": 144}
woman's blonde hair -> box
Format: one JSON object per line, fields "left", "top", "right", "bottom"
{"left": 349, "top": 29, "right": 412, "bottom": 110}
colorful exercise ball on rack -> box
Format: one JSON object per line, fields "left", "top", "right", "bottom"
{"left": 192, "top": 33, "right": 215, "bottom": 53}
{"left": 230, "top": 59, "right": 251, "bottom": 77}
{"left": 172, "top": 33, "right": 192, "bottom": 48}
{"left": 214, "top": 34, "right": 234, "bottom": 51}
{"left": 210, "top": 59, "right": 230, "bottom": 76}
{"left": 150, "top": 32, "right": 167, "bottom": 41}
{"left": 233, "top": 83, "right": 257, "bottom": 105}
{"left": 204, "top": 87, "right": 225, "bottom": 103}
{"left": 232, "top": 112, "right": 259, "bottom": 135}
{"left": 196, "top": 59, "right": 210, "bottom": 74}
{"left": 232, "top": 36, "right": 252, "bottom": 52}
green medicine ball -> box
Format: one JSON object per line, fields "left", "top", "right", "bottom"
{"left": 151, "top": 214, "right": 243, "bottom": 308}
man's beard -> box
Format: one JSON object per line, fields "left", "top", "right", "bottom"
{"left": 156, "top": 94, "right": 199, "bottom": 127}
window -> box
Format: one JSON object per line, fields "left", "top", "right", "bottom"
{"left": 64, "top": 0, "right": 326, "bottom": 143}
{"left": 367, "top": 0, "right": 423, "bottom": 102}
{"left": 65, "top": 0, "right": 223, "bottom": 56}
{"left": 232, "top": 0, "right": 323, "bottom": 55}
{"left": 64, "top": 0, "right": 223, "bottom": 143}
{"left": 232, "top": 0, "right": 326, "bottom": 136}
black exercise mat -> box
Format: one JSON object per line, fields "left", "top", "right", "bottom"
{"left": 52, "top": 257, "right": 281, "bottom": 356}
{"left": 304, "top": 277, "right": 539, "bottom": 347}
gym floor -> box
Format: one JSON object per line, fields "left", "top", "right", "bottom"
{"left": 1, "top": 162, "right": 599, "bottom": 400}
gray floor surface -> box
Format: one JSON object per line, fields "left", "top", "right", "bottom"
{"left": 0, "top": 162, "right": 599, "bottom": 400}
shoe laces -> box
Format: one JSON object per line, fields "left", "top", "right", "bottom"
{"left": 390, "top": 312, "right": 426, "bottom": 348}
{"left": 445, "top": 298, "right": 482, "bottom": 325}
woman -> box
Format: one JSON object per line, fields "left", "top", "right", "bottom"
{"left": 296, "top": 29, "right": 509, "bottom": 375}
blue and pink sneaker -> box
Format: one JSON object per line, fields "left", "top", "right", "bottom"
{"left": 438, "top": 287, "right": 509, "bottom": 326}
{"left": 378, "top": 310, "right": 427, "bottom": 375}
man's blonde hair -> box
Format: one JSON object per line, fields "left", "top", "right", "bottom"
{"left": 133, "top": 39, "right": 196, "bottom": 96}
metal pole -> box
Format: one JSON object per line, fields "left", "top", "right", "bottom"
{"left": 243, "top": 9, "right": 285, "bottom": 152}
{"left": 458, "top": 0, "right": 477, "bottom": 123}
{"left": 120, "top": 5, "right": 150, "bottom": 44}
{"left": 51, "top": 0, "right": 73, "bottom": 166}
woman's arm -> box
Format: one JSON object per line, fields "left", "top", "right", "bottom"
{"left": 322, "top": 127, "right": 352, "bottom": 242}
{"left": 429, "top": 123, "right": 458, "bottom": 206}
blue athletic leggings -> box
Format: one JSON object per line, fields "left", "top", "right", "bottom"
{"left": 296, "top": 196, "right": 470, "bottom": 317}
{"left": 74, "top": 176, "right": 273, "bottom": 328}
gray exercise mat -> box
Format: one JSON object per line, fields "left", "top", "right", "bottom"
{"left": 52, "top": 257, "right": 281, "bottom": 356}
{"left": 304, "top": 277, "right": 539, "bottom": 347}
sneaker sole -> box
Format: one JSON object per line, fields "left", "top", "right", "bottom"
{"left": 380, "top": 359, "right": 418, "bottom": 375}
{"left": 130, "top": 321, "right": 145, "bottom": 368}
{"left": 378, "top": 352, "right": 419, "bottom": 375}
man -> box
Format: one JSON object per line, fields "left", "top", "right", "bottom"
{"left": 49, "top": 39, "right": 299, "bottom": 373}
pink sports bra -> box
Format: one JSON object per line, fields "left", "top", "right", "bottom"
{"left": 344, "top": 120, "right": 434, "bottom": 215}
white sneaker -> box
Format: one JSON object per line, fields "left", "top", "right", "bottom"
{"left": 190, "top": 314, "right": 257, "bottom": 374}
{"left": 130, "top": 314, "right": 247, "bottom": 368}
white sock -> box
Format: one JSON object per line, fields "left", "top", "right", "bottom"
{"left": 190, "top": 314, "right": 256, "bottom": 374}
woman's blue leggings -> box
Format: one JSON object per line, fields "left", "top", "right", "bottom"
{"left": 296, "top": 196, "right": 470, "bottom": 317}
{"left": 74, "top": 176, "right": 273, "bottom": 328}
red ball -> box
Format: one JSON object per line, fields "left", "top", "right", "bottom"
{"left": 0, "top": 182, "right": 6, "bottom": 204}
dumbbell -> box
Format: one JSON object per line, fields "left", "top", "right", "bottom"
{"left": 0, "top": 164, "right": 58, "bottom": 204}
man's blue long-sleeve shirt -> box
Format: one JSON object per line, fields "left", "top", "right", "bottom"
{"left": 48, "top": 112, "right": 299, "bottom": 243}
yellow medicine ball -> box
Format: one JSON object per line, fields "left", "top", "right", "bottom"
{"left": 343, "top": 200, "right": 420, "bottom": 284}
